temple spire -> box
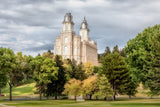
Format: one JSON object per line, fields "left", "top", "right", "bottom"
{"left": 79, "top": 17, "right": 90, "bottom": 41}
{"left": 62, "top": 13, "right": 74, "bottom": 32}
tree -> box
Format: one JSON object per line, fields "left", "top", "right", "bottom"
{"left": 120, "top": 48, "right": 126, "bottom": 57}
{"left": 147, "top": 31, "right": 160, "bottom": 96}
{"left": 82, "top": 74, "right": 98, "bottom": 100}
{"left": 125, "top": 76, "right": 138, "bottom": 99}
{"left": 101, "top": 46, "right": 111, "bottom": 58}
{"left": 31, "top": 56, "right": 58, "bottom": 100}
{"left": 0, "top": 74, "right": 7, "bottom": 96}
{"left": 22, "top": 55, "right": 34, "bottom": 83}
{"left": 15, "top": 52, "right": 31, "bottom": 85}
{"left": 97, "top": 75, "right": 113, "bottom": 100}
{"left": 83, "top": 61, "right": 94, "bottom": 76}
{"left": 46, "top": 55, "right": 67, "bottom": 99}
{"left": 101, "top": 52, "right": 129, "bottom": 100}
{"left": 112, "top": 45, "right": 119, "bottom": 53}
{"left": 0, "top": 48, "right": 8, "bottom": 95}
{"left": 64, "top": 59, "right": 86, "bottom": 80}
{"left": 0, "top": 48, "right": 23, "bottom": 101}
{"left": 93, "top": 66, "right": 102, "bottom": 74}
{"left": 42, "top": 50, "right": 54, "bottom": 59}
{"left": 63, "top": 78, "right": 82, "bottom": 101}
{"left": 125, "top": 24, "right": 160, "bottom": 95}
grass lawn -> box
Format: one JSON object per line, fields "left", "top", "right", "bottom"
{"left": 2, "top": 83, "right": 36, "bottom": 96}
{"left": 0, "top": 99, "right": 160, "bottom": 107}
{"left": 1, "top": 83, "right": 160, "bottom": 107}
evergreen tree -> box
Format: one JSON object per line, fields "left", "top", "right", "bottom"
{"left": 112, "top": 45, "right": 119, "bottom": 53}
{"left": 64, "top": 59, "right": 86, "bottom": 80}
{"left": 101, "top": 52, "right": 129, "bottom": 100}
{"left": 97, "top": 75, "right": 113, "bottom": 100}
{"left": 46, "top": 55, "right": 67, "bottom": 99}
{"left": 120, "top": 48, "right": 126, "bottom": 57}
{"left": 101, "top": 46, "right": 111, "bottom": 59}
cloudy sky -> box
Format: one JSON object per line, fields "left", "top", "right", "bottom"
{"left": 0, "top": 0, "right": 160, "bottom": 56}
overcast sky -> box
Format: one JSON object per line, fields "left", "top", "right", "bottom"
{"left": 0, "top": 0, "right": 160, "bottom": 56}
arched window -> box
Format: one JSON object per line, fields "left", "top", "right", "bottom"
{"left": 74, "top": 48, "right": 77, "bottom": 55}
{"left": 64, "top": 46, "right": 68, "bottom": 54}
{"left": 65, "top": 37, "right": 68, "bottom": 43}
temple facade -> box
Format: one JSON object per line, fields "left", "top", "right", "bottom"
{"left": 54, "top": 13, "right": 98, "bottom": 65}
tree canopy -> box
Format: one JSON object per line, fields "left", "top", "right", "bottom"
{"left": 125, "top": 24, "right": 160, "bottom": 96}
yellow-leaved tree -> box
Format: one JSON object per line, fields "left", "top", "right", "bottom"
{"left": 83, "top": 61, "right": 94, "bottom": 76}
{"left": 82, "top": 74, "right": 99, "bottom": 100}
{"left": 63, "top": 78, "right": 82, "bottom": 101}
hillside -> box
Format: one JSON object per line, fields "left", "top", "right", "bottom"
{"left": 2, "top": 83, "right": 37, "bottom": 96}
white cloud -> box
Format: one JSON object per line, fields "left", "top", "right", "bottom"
{"left": 0, "top": 0, "right": 160, "bottom": 55}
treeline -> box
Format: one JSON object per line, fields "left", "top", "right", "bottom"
{"left": 0, "top": 24, "right": 160, "bottom": 101}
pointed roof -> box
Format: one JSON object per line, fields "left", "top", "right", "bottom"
{"left": 63, "top": 12, "right": 73, "bottom": 23}
{"left": 80, "top": 17, "right": 89, "bottom": 29}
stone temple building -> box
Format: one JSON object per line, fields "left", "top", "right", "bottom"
{"left": 54, "top": 13, "right": 98, "bottom": 65}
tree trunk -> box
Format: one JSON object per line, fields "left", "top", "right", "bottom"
{"left": 113, "top": 94, "right": 116, "bottom": 101}
{"left": 0, "top": 87, "right": 1, "bottom": 96}
{"left": 40, "top": 90, "right": 42, "bottom": 100}
{"left": 96, "top": 96, "right": 98, "bottom": 100}
{"left": 106, "top": 97, "right": 108, "bottom": 101}
{"left": 47, "top": 96, "right": 49, "bottom": 100}
{"left": 9, "top": 83, "right": 12, "bottom": 101}
{"left": 74, "top": 96, "right": 77, "bottom": 101}
{"left": 89, "top": 94, "right": 92, "bottom": 100}
{"left": 55, "top": 92, "right": 57, "bottom": 100}
{"left": 129, "top": 95, "right": 131, "bottom": 99}
{"left": 112, "top": 84, "right": 116, "bottom": 101}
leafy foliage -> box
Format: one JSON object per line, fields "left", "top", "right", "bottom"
{"left": 96, "top": 75, "right": 113, "bottom": 100}
{"left": 46, "top": 55, "right": 67, "bottom": 99}
{"left": 125, "top": 24, "right": 160, "bottom": 96}
{"left": 101, "top": 52, "right": 129, "bottom": 100}
{"left": 31, "top": 55, "right": 58, "bottom": 100}
{"left": 82, "top": 74, "right": 98, "bottom": 100}
{"left": 63, "top": 78, "right": 82, "bottom": 100}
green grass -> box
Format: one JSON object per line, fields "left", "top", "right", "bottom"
{"left": 0, "top": 99, "right": 160, "bottom": 107}
{"left": 1, "top": 83, "right": 160, "bottom": 107}
{"left": 2, "top": 83, "right": 36, "bottom": 96}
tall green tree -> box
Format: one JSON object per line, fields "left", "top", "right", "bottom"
{"left": 0, "top": 48, "right": 7, "bottom": 95}
{"left": 46, "top": 55, "right": 67, "bottom": 99}
{"left": 125, "top": 24, "right": 160, "bottom": 95}
{"left": 112, "top": 45, "right": 119, "bottom": 53}
{"left": 0, "top": 48, "right": 22, "bottom": 101}
{"left": 31, "top": 56, "right": 58, "bottom": 100}
{"left": 125, "top": 76, "right": 138, "bottom": 99}
{"left": 101, "top": 52, "right": 129, "bottom": 100}
{"left": 64, "top": 59, "right": 86, "bottom": 80}
{"left": 101, "top": 46, "right": 111, "bottom": 58}
{"left": 0, "top": 74, "right": 7, "bottom": 96}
